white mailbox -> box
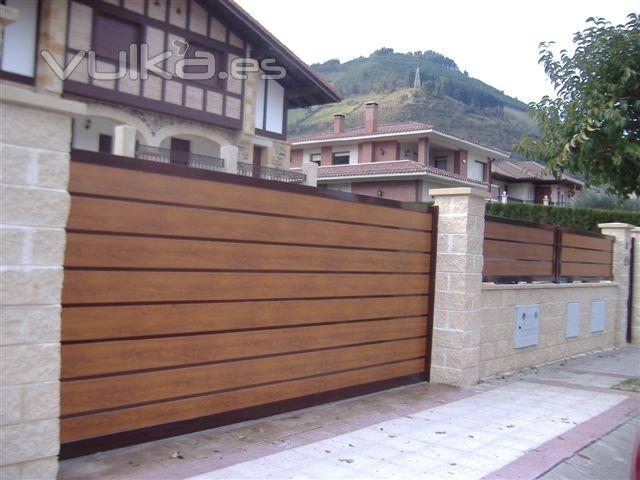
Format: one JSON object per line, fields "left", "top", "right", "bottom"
{"left": 591, "top": 301, "right": 606, "bottom": 333}
{"left": 565, "top": 302, "right": 581, "bottom": 338}
{"left": 514, "top": 305, "right": 540, "bottom": 349}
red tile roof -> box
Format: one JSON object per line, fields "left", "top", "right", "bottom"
{"left": 293, "top": 160, "right": 487, "bottom": 185}
{"left": 493, "top": 160, "right": 584, "bottom": 185}
{"left": 289, "top": 121, "right": 510, "bottom": 157}
{"left": 289, "top": 121, "right": 433, "bottom": 143}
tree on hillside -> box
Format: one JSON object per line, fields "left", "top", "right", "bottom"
{"left": 517, "top": 14, "right": 640, "bottom": 197}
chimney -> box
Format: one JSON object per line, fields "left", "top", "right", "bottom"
{"left": 364, "top": 101, "right": 378, "bottom": 134}
{"left": 333, "top": 113, "right": 345, "bottom": 134}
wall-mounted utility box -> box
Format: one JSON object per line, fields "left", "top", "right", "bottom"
{"left": 565, "top": 302, "right": 581, "bottom": 338}
{"left": 591, "top": 301, "right": 606, "bottom": 333}
{"left": 514, "top": 305, "right": 540, "bottom": 348}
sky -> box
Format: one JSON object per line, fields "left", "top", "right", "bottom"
{"left": 235, "top": 0, "right": 637, "bottom": 103}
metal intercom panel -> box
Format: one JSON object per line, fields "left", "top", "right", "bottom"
{"left": 565, "top": 301, "right": 580, "bottom": 338}
{"left": 591, "top": 300, "right": 606, "bottom": 333}
{"left": 514, "top": 305, "right": 540, "bottom": 349}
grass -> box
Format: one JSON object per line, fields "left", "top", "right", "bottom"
{"left": 612, "top": 378, "right": 640, "bottom": 393}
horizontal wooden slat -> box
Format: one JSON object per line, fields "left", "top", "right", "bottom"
{"left": 62, "top": 271, "right": 430, "bottom": 304}
{"left": 562, "top": 232, "right": 613, "bottom": 252}
{"left": 485, "top": 220, "right": 554, "bottom": 245}
{"left": 61, "top": 316, "right": 428, "bottom": 378}
{"left": 62, "top": 338, "right": 426, "bottom": 415}
{"left": 484, "top": 239, "right": 554, "bottom": 262}
{"left": 560, "top": 263, "right": 612, "bottom": 277}
{"left": 561, "top": 247, "right": 613, "bottom": 265}
{"left": 67, "top": 196, "right": 430, "bottom": 252}
{"left": 483, "top": 259, "right": 554, "bottom": 277}
{"left": 61, "top": 358, "right": 424, "bottom": 442}
{"left": 62, "top": 296, "right": 429, "bottom": 341}
{"left": 69, "top": 160, "right": 431, "bottom": 231}
{"left": 64, "top": 233, "right": 430, "bottom": 273}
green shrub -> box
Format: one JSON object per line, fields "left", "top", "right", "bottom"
{"left": 485, "top": 203, "right": 640, "bottom": 233}
{"left": 569, "top": 190, "right": 640, "bottom": 211}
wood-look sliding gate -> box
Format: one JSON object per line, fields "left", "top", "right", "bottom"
{"left": 60, "top": 150, "right": 438, "bottom": 457}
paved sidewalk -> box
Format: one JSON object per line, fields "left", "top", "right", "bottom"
{"left": 59, "top": 346, "right": 640, "bottom": 480}
{"left": 540, "top": 415, "right": 639, "bottom": 480}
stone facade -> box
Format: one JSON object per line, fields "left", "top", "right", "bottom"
{"left": 0, "top": 100, "right": 78, "bottom": 479}
{"left": 430, "top": 188, "right": 487, "bottom": 387}
{"left": 429, "top": 188, "right": 635, "bottom": 387}
{"left": 480, "top": 283, "right": 618, "bottom": 378}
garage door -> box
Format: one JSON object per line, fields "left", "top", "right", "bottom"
{"left": 60, "top": 150, "right": 438, "bottom": 457}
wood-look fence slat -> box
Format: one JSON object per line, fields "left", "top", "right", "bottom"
{"left": 483, "top": 216, "right": 614, "bottom": 283}
{"left": 65, "top": 232, "right": 430, "bottom": 273}
{"left": 61, "top": 359, "right": 425, "bottom": 443}
{"left": 68, "top": 156, "right": 431, "bottom": 231}
{"left": 61, "top": 338, "right": 427, "bottom": 415}
{"left": 60, "top": 151, "right": 437, "bottom": 455}
{"left": 61, "top": 295, "right": 429, "bottom": 341}
{"left": 61, "top": 316, "right": 428, "bottom": 379}
{"left": 67, "top": 196, "right": 430, "bottom": 252}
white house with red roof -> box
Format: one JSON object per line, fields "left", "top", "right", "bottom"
{"left": 289, "top": 102, "right": 510, "bottom": 202}
{"left": 491, "top": 160, "right": 584, "bottom": 205}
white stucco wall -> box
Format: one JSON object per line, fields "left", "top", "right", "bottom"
{"left": 507, "top": 183, "right": 534, "bottom": 202}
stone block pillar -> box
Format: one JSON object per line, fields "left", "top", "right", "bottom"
{"left": 0, "top": 100, "right": 80, "bottom": 479}
{"left": 630, "top": 227, "right": 640, "bottom": 344}
{"left": 301, "top": 161, "right": 318, "bottom": 187}
{"left": 599, "top": 223, "right": 634, "bottom": 346}
{"left": 221, "top": 145, "right": 239, "bottom": 174}
{"left": 429, "top": 187, "right": 488, "bottom": 387}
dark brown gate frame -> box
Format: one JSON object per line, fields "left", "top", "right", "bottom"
{"left": 628, "top": 237, "right": 635, "bottom": 343}
{"left": 483, "top": 215, "right": 615, "bottom": 284}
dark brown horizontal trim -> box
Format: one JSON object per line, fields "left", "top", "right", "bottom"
{"left": 0, "top": 70, "right": 36, "bottom": 85}
{"left": 484, "top": 256, "right": 550, "bottom": 263}
{"left": 62, "top": 355, "right": 426, "bottom": 419}
{"left": 62, "top": 292, "right": 428, "bottom": 309}
{"left": 561, "top": 261, "right": 612, "bottom": 265}
{"left": 69, "top": 190, "right": 431, "bottom": 233}
{"left": 64, "top": 82, "right": 243, "bottom": 131}
{"left": 61, "top": 334, "right": 428, "bottom": 382}
{"left": 64, "top": 267, "right": 430, "bottom": 276}
{"left": 561, "top": 245, "right": 614, "bottom": 254}
{"left": 484, "top": 236, "right": 554, "bottom": 248}
{"left": 59, "top": 372, "right": 425, "bottom": 459}
{"left": 65, "top": 229, "right": 430, "bottom": 254}
{"left": 255, "top": 128, "right": 286, "bottom": 141}
{"left": 61, "top": 312, "right": 429, "bottom": 345}
{"left": 70, "top": 150, "right": 435, "bottom": 214}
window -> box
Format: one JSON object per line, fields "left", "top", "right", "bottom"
{"left": 181, "top": 42, "right": 224, "bottom": 90}
{"left": 0, "top": 0, "right": 40, "bottom": 82}
{"left": 434, "top": 156, "right": 448, "bottom": 170}
{"left": 94, "top": 13, "right": 141, "bottom": 63}
{"left": 332, "top": 152, "right": 350, "bottom": 165}
{"left": 98, "top": 134, "right": 112, "bottom": 154}
{"left": 255, "top": 77, "right": 286, "bottom": 136}
{"left": 310, "top": 153, "right": 321, "bottom": 166}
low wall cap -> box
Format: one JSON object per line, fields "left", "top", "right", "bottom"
{"left": 429, "top": 187, "right": 489, "bottom": 198}
{"left": 598, "top": 222, "right": 635, "bottom": 229}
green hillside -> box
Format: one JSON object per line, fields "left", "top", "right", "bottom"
{"left": 289, "top": 49, "right": 538, "bottom": 152}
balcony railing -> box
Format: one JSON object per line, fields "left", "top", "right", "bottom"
{"left": 238, "top": 161, "right": 307, "bottom": 184}
{"left": 136, "top": 145, "right": 225, "bottom": 172}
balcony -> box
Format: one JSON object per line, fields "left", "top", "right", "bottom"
{"left": 134, "top": 145, "right": 307, "bottom": 185}
{"left": 136, "top": 145, "right": 225, "bottom": 172}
